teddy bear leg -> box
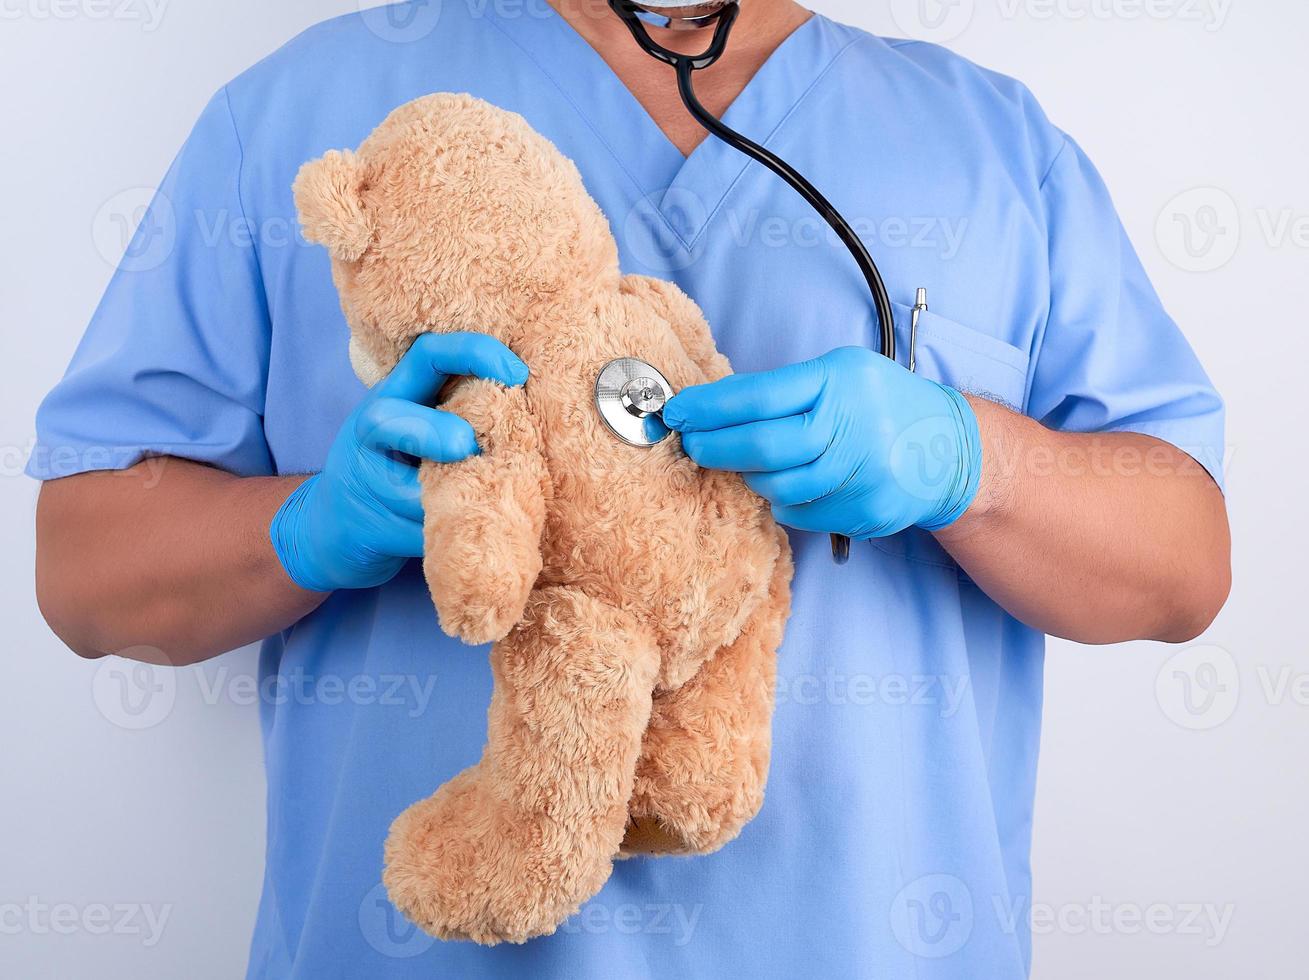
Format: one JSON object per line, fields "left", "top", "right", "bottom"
{"left": 383, "top": 586, "right": 660, "bottom": 945}
{"left": 622, "top": 552, "right": 792, "bottom": 857}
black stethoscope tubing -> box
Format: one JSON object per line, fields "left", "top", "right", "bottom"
{"left": 610, "top": 0, "right": 898, "bottom": 564}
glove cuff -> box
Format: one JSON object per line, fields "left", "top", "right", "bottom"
{"left": 269, "top": 475, "right": 334, "bottom": 593}
{"left": 919, "top": 385, "right": 984, "bottom": 533}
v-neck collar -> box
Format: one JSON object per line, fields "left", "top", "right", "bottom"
{"left": 487, "top": 6, "right": 858, "bottom": 251}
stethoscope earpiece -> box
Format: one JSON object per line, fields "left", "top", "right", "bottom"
{"left": 626, "top": 1, "right": 740, "bottom": 31}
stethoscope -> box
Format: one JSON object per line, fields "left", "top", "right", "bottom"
{"left": 594, "top": 0, "right": 911, "bottom": 565}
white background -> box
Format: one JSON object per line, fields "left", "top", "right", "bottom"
{"left": 1, "top": 1, "right": 1304, "bottom": 977}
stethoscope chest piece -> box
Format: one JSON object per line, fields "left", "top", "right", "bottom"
{"left": 596, "top": 357, "right": 675, "bottom": 447}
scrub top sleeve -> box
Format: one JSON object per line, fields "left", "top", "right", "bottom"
{"left": 1026, "top": 133, "right": 1226, "bottom": 490}
{"left": 27, "top": 88, "right": 274, "bottom": 482}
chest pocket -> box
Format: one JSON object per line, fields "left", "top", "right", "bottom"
{"left": 907, "top": 305, "right": 1030, "bottom": 410}
{"left": 869, "top": 302, "right": 1032, "bottom": 570}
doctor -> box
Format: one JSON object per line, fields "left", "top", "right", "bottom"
{"left": 31, "top": 1, "right": 1230, "bottom": 977}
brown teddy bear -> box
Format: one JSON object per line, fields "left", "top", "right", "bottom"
{"left": 294, "top": 93, "right": 793, "bottom": 946}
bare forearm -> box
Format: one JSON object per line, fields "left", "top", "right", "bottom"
{"left": 935, "top": 398, "right": 1231, "bottom": 644}
{"left": 35, "top": 458, "right": 326, "bottom": 664}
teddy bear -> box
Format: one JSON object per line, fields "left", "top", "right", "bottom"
{"left": 293, "top": 93, "right": 793, "bottom": 946}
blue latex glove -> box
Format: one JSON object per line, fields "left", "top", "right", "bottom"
{"left": 662, "top": 346, "right": 983, "bottom": 539}
{"left": 270, "top": 332, "right": 529, "bottom": 592}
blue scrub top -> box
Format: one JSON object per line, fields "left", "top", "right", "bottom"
{"left": 30, "top": 5, "right": 1225, "bottom": 978}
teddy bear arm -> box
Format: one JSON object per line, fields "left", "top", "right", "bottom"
{"left": 420, "top": 381, "right": 550, "bottom": 646}
{"left": 620, "top": 275, "right": 732, "bottom": 382}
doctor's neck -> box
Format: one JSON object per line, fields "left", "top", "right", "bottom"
{"left": 547, "top": 1, "right": 812, "bottom": 154}
{"left": 548, "top": 1, "right": 811, "bottom": 59}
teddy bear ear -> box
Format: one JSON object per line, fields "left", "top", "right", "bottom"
{"left": 293, "top": 149, "right": 374, "bottom": 263}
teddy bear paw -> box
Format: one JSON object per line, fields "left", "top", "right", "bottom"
{"left": 382, "top": 769, "right": 614, "bottom": 945}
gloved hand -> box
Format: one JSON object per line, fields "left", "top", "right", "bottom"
{"left": 270, "top": 332, "right": 529, "bottom": 592}
{"left": 662, "top": 346, "right": 983, "bottom": 539}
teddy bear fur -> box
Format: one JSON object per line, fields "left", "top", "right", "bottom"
{"left": 294, "top": 93, "right": 793, "bottom": 945}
